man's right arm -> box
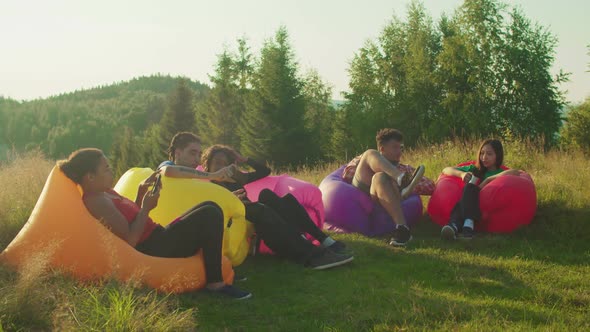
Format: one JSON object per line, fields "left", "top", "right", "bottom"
{"left": 160, "top": 165, "right": 216, "bottom": 180}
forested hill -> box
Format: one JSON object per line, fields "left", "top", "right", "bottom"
{"left": 0, "top": 75, "right": 209, "bottom": 160}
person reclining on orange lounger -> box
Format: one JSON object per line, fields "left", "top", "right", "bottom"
{"left": 58, "top": 148, "right": 251, "bottom": 300}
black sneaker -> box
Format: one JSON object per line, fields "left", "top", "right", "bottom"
{"left": 400, "top": 165, "right": 425, "bottom": 199}
{"left": 326, "top": 240, "right": 352, "bottom": 255}
{"left": 389, "top": 225, "right": 412, "bottom": 246}
{"left": 207, "top": 285, "right": 252, "bottom": 300}
{"left": 308, "top": 250, "right": 354, "bottom": 270}
{"left": 461, "top": 227, "right": 474, "bottom": 240}
{"left": 441, "top": 224, "right": 458, "bottom": 241}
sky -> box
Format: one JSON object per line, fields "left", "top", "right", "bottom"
{"left": 1, "top": 0, "right": 588, "bottom": 104}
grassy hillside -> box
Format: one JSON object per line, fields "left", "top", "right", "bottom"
{"left": 0, "top": 140, "right": 588, "bottom": 331}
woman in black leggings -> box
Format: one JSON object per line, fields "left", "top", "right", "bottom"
{"left": 58, "top": 148, "right": 251, "bottom": 299}
{"left": 201, "top": 144, "right": 354, "bottom": 269}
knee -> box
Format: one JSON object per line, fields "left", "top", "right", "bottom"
{"left": 283, "top": 193, "right": 297, "bottom": 202}
{"left": 259, "top": 188, "right": 278, "bottom": 202}
{"left": 362, "top": 149, "right": 380, "bottom": 160}
{"left": 198, "top": 201, "right": 224, "bottom": 223}
{"left": 372, "top": 172, "right": 392, "bottom": 187}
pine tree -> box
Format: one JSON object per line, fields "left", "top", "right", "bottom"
{"left": 197, "top": 48, "right": 243, "bottom": 147}
{"left": 239, "top": 27, "right": 307, "bottom": 166}
{"left": 110, "top": 126, "right": 136, "bottom": 178}
{"left": 158, "top": 79, "right": 196, "bottom": 154}
{"left": 235, "top": 37, "right": 254, "bottom": 92}
{"left": 302, "top": 69, "right": 335, "bottom": 162}
{"left": 196, "top": 38, "right": 254, "bottom": 149}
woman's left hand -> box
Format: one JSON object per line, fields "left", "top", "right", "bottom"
{"left": 137, "top": 171, "right": 162, "bottom": 202}
{"left": 139, "top": 171, "right": 160, "bottom": 190}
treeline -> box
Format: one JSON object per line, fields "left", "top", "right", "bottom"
{"left": 0, "top": 75, "right": 207, "bottom": 162}
{"left": 2, "top": 0, "right": 589, "bottom": 175}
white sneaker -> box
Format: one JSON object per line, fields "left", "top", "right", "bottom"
{"left": 400, "top": 165, "right": 425, "bottom": 199}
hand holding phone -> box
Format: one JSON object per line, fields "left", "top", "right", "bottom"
{"left": 151, "top": 174, "right": 162, "bottom": 194}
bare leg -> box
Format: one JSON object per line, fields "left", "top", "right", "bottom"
{"left": 370, "top": 172, "right": 407, "bottom": 226}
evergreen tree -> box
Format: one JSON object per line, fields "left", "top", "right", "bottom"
{"left": 239, "top": 27, "right": 307, "bottom": 166}
{"left": 142, "top": 124, "right": 167, "bottom": 167}
{"left": 158, "top": 79, "right": 196, "bottom": 154}
{"left": 110, "top": 126, "right": 137, "bottom": 178}
{"left": 235, "top": 37, "right": 254, "bottom": 92}
{"left": 197, "top": 47, "right": 244, "bottom": 147}
{"left": 302, "top": 69, "right": 335, "bottom": 162}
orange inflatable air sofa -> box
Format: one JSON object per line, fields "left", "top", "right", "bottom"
{"left": 0, "top": 166, "right": 234, "bottom": 293}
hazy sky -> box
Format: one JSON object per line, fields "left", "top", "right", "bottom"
{"left": 1, "top": 0, "right": 588, "bottom": 103}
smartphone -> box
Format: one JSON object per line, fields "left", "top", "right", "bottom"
{"left": 151, "top": 174, "right": 161, "bottom": 194}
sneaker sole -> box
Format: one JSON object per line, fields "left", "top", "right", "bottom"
{"left": 204, "top": 288, "right": 253, "bottom": 300}
{"left": 441, "top": 226, "right": 457, "bottom": 240}
{"left": 312, "top": 256, "right": 354, "bottom": 270}
{"left": 235, "top": 293, "right": 253, "bottom": 300}
{"left": 390, "top": 235, "right": 413, "bottom": 246}
{"left": 401, "top": 165, "right": 425, "bottom": 199}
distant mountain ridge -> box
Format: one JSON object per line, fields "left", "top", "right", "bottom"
{"left": 0, "top": 75, "right": 209, "bottom": 159}
{"left": 1, "top": 74, "right": 208, "bottom": 106}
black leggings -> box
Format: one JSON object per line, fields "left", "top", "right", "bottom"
{"left": 245, "top": 191, "right": 326, "bottom": 264}
{"left": 135, "top": 201, "right": 224, "bottom": 283}
{"left": 449, "top": 183, "right": 481, "bottom": 230}
{"left": 257, "top": 189, "right": 328, "bottom": 243}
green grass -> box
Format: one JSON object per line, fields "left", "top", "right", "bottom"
{"left": 1, "top": 141, "right": 589, "bottom": 331}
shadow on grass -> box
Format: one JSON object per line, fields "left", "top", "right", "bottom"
{"left": 413, "top": 202, "right": 590, "bottom": 267}
{"left": 174, "top": 231, "right": 581, "bottom": 331}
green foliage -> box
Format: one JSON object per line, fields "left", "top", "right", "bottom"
{"left": 196, "top": 38, "right": 254, "bottom": 148}
{"left": 341, "top": 0, "right": 567, "bottom": 155}
{"left": 0, "top": 0, "right": 574, "bottom": 168}
{"left": 109, "top": 127, "right": 145, "bottom": 179}
{"left": 109, "top": 79, "right": 203, "bottom": 174}
{"left": 158, "top": 79, "right": 197, "bottom": 152}
{"left": 560, "top": 98, "right": 590, "bottom": 152}
{"left": 301, "top": 69, "right": 336, "bottom": 163}
{"left": 239, "top": 27, "right": 308, "bottom": 166}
